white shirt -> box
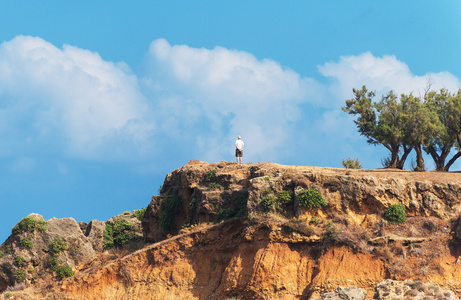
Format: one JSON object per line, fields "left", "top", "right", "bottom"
{"left": 235, "top": 139, "right": 244, "bottom": 150}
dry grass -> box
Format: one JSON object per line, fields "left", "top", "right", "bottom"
{"left": 6, "top": 281, "right": 27, "bottom": 292}
{"left": 187, "top": 159, "right": 201, "bottom": 165}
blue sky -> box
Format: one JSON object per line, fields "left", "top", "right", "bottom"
{"left": 0, "top": 1, "right": 460, "bottom": 243}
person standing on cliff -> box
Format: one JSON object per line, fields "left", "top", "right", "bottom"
{"left": 235, "top": 136, "right": 244, "bottom": 164}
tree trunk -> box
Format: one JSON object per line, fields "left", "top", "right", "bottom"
{"left": 445, "top": 131, "right": 461, "bottom": 171}
{"left": 445, "top": 151, "right": 461, "bottom": 171}
{"left": 414, "top": 144, "right": 425, "bottom": 171}
{"left": 384, "top": 143, "right": 399, "bottom": 168}
{"left": 397, "top": 145, "right": 412, "bottom": 169}
{"left": 426, "top": 145, "right": 452, "bottom": 172}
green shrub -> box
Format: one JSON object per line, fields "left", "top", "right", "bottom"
{"left": 298, "top": 188, "right": 327, "bottom": 210}
{"left": 123, "top": 211, "right": 131, "bottom": 215}
{"left": 310, "top": 216, "right": 320, "bottom": 225}
{"left": 205, "top": 170, "right": 217, "bottom": 182}
{"left": 263, "top": 176, "right": 270, "bottom": 181}
{"left": 48, "top": 254, "right": 60, "bottom": 271}
{"left": 385, "top": 204, "right": 406, "bottom": 224}
{"left": 12, "top": 216, "right": 48, "bottom": 236}
{"left": 19, "top": 236, "right": 33, "bottom": 249}
{"left": 277, "top": 191, "right": 293, "bottom": 205}
{"left": 14, "top": 269, "right": 26, "bottom": 281}
{"left": 5, "top": 248, "right": 12, "bottom": 254}
{"left": 0, "top": 251, "right": 4, "bottom": 258}
{"left": 217, "top": 208, "right": 235, "bottom": 222}
{"left": 160, "top": 195, "right": 183, "bottom": 233}
{"left": 260, "top": 195, "right": 277, "bottom": 212}
{"left": 133, "top": 207, "right": 146, "bottom": 221}
{"left": 323, "top": 222, "right": 337, "bottom": 239}
{"left": 264, "top": 188, "right": 272, "bottom": 194}
{"left": 207, "top": 182, "right": 221, "bottom": 189}
{"left": 50, "top": 238, "right": 67, "bottom": 254}
{"left": 189, "top": 198, "right": 198, "bottom": 212}
{"left": 57, "top": 264, "right": 74, "bottom": 279}
{"left": 342, "top": 157, "right": 363, "bottom": 169}
{"left": 15, "top": 256, "right": 25, "bottom": 267}
{"left": 235, "top": 196, "right": 248, "bottom": 218}
{"left": 5, "top": 291, "right": 12, "bottom": 298}
{"left": 103, "top": 220, "right": 134, "bottom": 249}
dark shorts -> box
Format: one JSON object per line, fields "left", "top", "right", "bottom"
{"left": 236, "top": 149, "right": 243, "bottom": 157}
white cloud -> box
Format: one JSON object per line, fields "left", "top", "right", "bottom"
{"left": 1, "top": 37, "right": 460, "bottom": 168}
{"left": 142, "top": 38, "right": 316, "bottom": 162}
{"left": 318, "top": 52, "right": 460, "bottom": 106}
{"left": 0, "top": 36, "right": 152, "bottom": 159}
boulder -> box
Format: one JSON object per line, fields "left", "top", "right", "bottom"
{"left": 84, "top": 220, "right": 106, "bottom": 252}
{"left": 373, "top": 279, "right": 459, "bottom": 300}
{"left": 313, "top": 286, "right": 367, "bottom": 300}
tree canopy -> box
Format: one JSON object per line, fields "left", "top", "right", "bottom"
{"left": 343, "top": 86, "right": 461, "bottom": 171}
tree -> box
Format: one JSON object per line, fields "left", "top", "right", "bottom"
{"left": 342, "top": 86, "right": 377, "bottom": 144}
{"left": 344, "top": 86, "right": 461, "bottom": 171}
{"left": 426, "top": 89, "right": 461, "bottom": 171}
{"left": 374, "top": 91, "right": 411, "bottom": 168}
{"left": 399, "top": 94, "right": 438, "bottom": 171}
{"left": 444, "top": 91, "right": 461, "bottom": 170}
{"left": 343, "top": 86, "right": 407, "bottom": 169}
{"left": 424, "top": 89, "right": 455, "bottom": 171}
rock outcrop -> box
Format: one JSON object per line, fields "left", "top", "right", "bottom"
{"left": 0, "top": 214, "right": 96, "bottom": 291}
{"left": 0, "top": 210, "right": 143, "bottom": 294}
{"left": 3, "top": 161, "right": 461, "bottom": 299}
{"left": 143, "top": 161, "right": 461, "bottom": 242}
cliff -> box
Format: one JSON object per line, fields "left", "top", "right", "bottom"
{"left": 2, "top": 161, "right": 461, "bottom": 299}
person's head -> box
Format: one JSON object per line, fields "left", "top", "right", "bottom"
{"left": 238, "top": 136, "right": 241, "bottom": 139}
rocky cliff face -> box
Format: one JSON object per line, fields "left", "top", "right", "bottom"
{"left": 3, "top": 161, "right": 461, "bottom": 299}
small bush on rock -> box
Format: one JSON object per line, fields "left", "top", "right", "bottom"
{"left": 15, "top": 256, "right": 25, "bottom": 267}
{"left": 342, "top": 157, "right": 363, "bottom": 169}
{"left": 12, "top": 216, "right": 47, "bottom": 236}
{"left": 133, "top": 208, "right": 146, "bottom": 221}
{"left": 216, "top": 208, "right": 235, "bottom": 222}
{"left": 207, "top": 182, "right": 221, "bottom": 189}
{"left": 205, "top": 170, "right": 217, "bottom": 182}
{"left": 260, "top": 195, "right": 277, "bottom": 212}
{"left": 14, "top": 269, "right": 25, "bottom": 281}
{"left": 298, "top": 188, "right": 327, "bottom": 210}
{"left": 57, "top": 264, "right": 74, "bottom": 279}
{"left": 385, "top": 204, "right": 406, "bottom": 224}
{"left": 160, "top": 195, "right": 183, "bottom": 233}
{"left": 323, "top": 222, "right": 337, "bottom": 240}
{"left": 48, "top": 255, "right": 60, "bottom": 271}
{"left": 104, "top": 220, "right": 134, "bottom": 248}
{"left": 277, "top": 191, "right": 293, "bottom": 205}
{"left": 216, "top": 196, "right": 248, "bottom": 222}
{"left": 19, "top": 236, "right": 32, "bottom": 249}
{"left": 50, "top": 238, "right": 67, "bottom": 254}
